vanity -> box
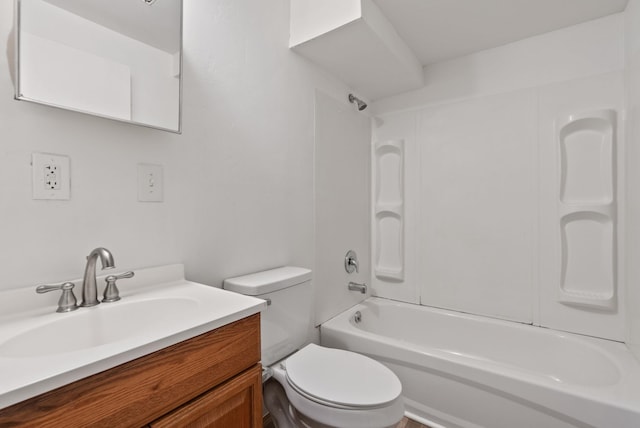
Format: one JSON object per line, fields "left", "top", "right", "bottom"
{"left": 0, "top": 264, "right": 266, "bottom": 427}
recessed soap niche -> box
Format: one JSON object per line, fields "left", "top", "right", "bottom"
{"left": 557, "top": 110, "right": 616, "bottom": 310}
{"left": 373, "top": 140, "right": 404, "bottom": 281}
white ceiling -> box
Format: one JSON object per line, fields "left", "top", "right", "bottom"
{"left": 374, "top": 0, "right": 629, "bottom": 66}
{"left": 43, "top": 0, "right": 181, "bottom": 54}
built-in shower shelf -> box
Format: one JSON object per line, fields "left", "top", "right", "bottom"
{"left": 375, "top": 268, "right": 404, "bottom": 282}
{"left": 557, "top": 109, "right": 617, "bottom": 311}
{"left": 559, "top": 110, "right": 615, "bottom": 205}
{"left": 375, "top": 204, "right": 403, "bottom": 216}
{"left": 373, "top": 139, "right": 405, "bottom": 282}
{"left": 559, "top": 203, "right": 614, "bottom": 218}
{"left": 559, "top": 289, "right": 614, "bottom": 307}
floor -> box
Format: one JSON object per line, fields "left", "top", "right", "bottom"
{"left": 396, "top": 417, "right": 431, "bottom": 428}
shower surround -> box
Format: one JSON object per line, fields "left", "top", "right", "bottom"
{"left": 322, "top": 12, "right": 640, "bottom": 428}
{"left": 369, "top": 13, "right": 626, "bottom": 342}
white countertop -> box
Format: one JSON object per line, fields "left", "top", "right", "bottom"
{"left": 0, "top": 264, "right": 266, "bottom": 409}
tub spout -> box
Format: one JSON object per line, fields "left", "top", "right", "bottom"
{"left": 348, "top": 282, "right": 367, "bottom": 294}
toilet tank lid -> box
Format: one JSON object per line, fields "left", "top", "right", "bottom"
{"left": 223, "top": 266, "right": 312, "bottom": 295}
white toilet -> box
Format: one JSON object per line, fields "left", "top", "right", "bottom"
{"left": 223, "top": 267, "right": 404, "bottom": 428}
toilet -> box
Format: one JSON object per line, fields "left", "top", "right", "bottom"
{"left": 223, "top": 267, "right": 404, "bottom": 428}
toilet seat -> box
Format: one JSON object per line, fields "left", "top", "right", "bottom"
{"left": 269, "top": 344, "right": 405, "bottom": 428}
{"left": 285, "top": 344, "right": 402, "bottom": 409}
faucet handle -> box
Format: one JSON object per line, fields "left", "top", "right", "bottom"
{"left": 102, "top": 271, "right": 134, "bottom": 303}
{"left": 345, "top": 250, "right": 359, "bottom": 274}
{"left": 36, "top": 282, "right": 78, "bottom": 313}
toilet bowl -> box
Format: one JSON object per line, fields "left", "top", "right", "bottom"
{"left": 223, "top": 267, "right": 405, "bottom": 428}
{"left": 269, "top": 344, "right": 404, "bottom": 428}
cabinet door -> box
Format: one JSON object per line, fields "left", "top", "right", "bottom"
{"left": 151, "top": 364, "right": 263, "bottom": 428}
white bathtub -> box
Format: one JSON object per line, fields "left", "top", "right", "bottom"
{"left": 320, "top": 298, "right": 640, "bottom": 428}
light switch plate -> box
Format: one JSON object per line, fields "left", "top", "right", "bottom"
{"left": 32, "top": 153, "right": 70, "bottom": 200}
{"left": 137, "top": 163, "right": 163, "bottom": 202}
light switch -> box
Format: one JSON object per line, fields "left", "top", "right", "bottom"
{"left": 137, "top": 163, "right": 163, "bottom": 202}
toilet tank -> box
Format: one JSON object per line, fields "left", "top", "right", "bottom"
{"left": 223, "top": 267, "right": 313, "bottom": 366}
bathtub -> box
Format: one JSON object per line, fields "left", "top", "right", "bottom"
{"left": 320, "top": 298, "right": 640, "bottom": 428}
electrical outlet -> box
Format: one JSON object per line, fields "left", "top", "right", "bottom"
{"left": 32, "top": 153, "right": 70, "bottom": 200}
{"left": 44, "top": 164, "right": 60, "bottom": 190}
{"left": 137, "top": 163, "right": 163, "bottom": 202}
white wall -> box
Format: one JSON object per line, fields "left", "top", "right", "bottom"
{"left": 314, "top": 91, "right": 371, "bottom": 326}
{"left": 289, "top": 0, "right": 361, "bottom": 47}
{"left": 418, "top": 88, "right": 537, "bottom": 324}
{"left": 625, "top": 0, "right": 640, "bottom": 357}
{"left": 0, "top": 0, "right": 352, "bottom": 316}
{"left": 372, "top": 14, "right": 625, "bottom": 340}
{"left": 374, "top": 14, "right": 624, "bottom": 116}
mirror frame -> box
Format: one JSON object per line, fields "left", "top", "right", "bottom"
{"left": 13, "top": 0, "right": 183, "bottom": 134}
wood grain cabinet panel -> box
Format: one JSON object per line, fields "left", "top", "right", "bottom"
{"left": 0, "top": 314, "right": 261, "bottom": 428}
{"left": 151, "top": 364, "right": 262, "bottom": 428}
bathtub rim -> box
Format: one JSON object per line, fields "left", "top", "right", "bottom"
{"left": 320, "top": 297, "right": 640, "bottom": 427}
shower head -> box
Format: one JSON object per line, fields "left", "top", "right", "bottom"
{"left": 348, "top": 94, "right": 367, "bottom": 111}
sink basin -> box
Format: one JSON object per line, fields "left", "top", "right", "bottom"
{"left": 0, "top": 297, "right": 199, "bottom": 358}
{"left": 0, "top": 264, "right": 266, "bottom": 410}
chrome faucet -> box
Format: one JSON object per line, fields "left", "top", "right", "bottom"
{"left": 36, "top": 282, "right": 78, "bottom": 312}
{"left": 345, "top": 250, "right": 359, "bottom": 274}
{"left": 348, "top": 281, "right": 367, "bottom": 294}
{"left": 80, "top": 247, "right": 115, "bottom": 307}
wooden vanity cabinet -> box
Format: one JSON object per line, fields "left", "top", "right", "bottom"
{"left": 150, "top": 364, "right": 262, "bottom": 428}
{"left": 0, "top": 314, "right": 263, "bottom": 428}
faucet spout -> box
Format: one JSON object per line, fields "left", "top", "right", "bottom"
{"left": 80, "top": 247, "right": 115, "bottom": 307}
{"left": 348, "top": 281, "right": 367, "bottom": 294}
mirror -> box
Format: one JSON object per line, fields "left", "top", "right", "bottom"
{"left": 15, "top": 0, "right": 182, "bottom": 133}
